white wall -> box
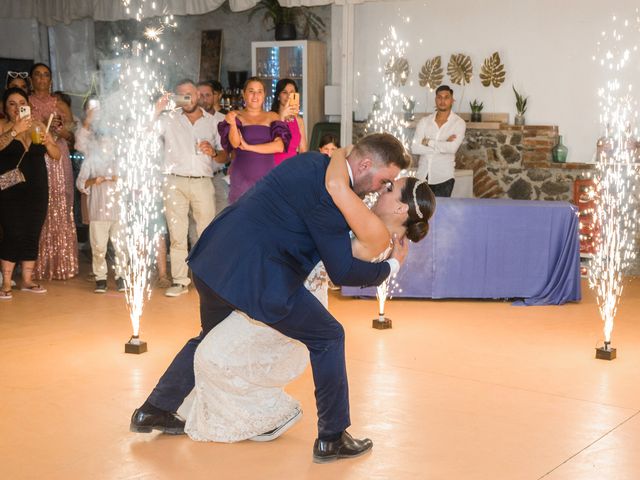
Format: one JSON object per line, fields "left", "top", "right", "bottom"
{"left": 334, "top": 0, "right": 640, "bottom": 163}
{"left": 49, "top": 19, "right": 96, "bottom": 95}
{"left": 0, "top": 18, "right": 47, "bottom": 62}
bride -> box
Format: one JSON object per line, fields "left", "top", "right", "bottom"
{"left": 178, "top": 148, "right": 436, "bottom": 443}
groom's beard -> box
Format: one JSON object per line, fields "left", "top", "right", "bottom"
{"left": 353, "top": 171, "right": 373, "bottom": 198}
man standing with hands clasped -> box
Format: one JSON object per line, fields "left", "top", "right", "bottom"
{"left": 411, "top": 84, "right": 466, "bottom": 197}
{"left": 156, "top": 79, "right": 226, "bottom": 297}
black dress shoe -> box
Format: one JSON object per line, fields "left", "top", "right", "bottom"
{"left": 312, "top": 431, "right": 373, "bottom": 463}
{"left": 130, "top": 407, "right": 185, "bottom": 435}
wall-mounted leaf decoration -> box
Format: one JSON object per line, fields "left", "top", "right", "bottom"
{"left": 384, "top": 57, "right": 410, "bottom": 86}
{"left": 447, "top": 53, "right": 473, "bottom": 86}
{"left": 479, "top": 51, "right": 506, "bottom": 88}
{"left": 418, "top": 56, "right": 443, "bottom": 90}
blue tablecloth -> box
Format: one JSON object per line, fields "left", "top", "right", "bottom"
{"left": 341, "top": 197, "right": 581, "bottom": 305}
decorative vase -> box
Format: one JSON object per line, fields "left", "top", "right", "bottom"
{"left": 514, "top": 114, "right": 525, "bottom": 126}
{"left": 275, "top": 23, "right": 297, "bottom": 41}
{"left": 471, "top": 112, "right": 482, "bottom": 122}
{"left": 552, "top": 135, "right": 568, "bottom": 163}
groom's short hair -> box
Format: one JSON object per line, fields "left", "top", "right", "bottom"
{"left": 352, "top": 133, "right": 410, "bottom": 169}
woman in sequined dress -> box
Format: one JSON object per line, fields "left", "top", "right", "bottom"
{"left": 29, "top": 63, "right": 78, "bottom": 280}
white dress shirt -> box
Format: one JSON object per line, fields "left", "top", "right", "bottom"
{"left": 211, "top": 111, "right": 226, "bottom": 174}
{"left": 75, "top": 126, "right": 119, "bottom": 222}
{"left": 158, "top": 107, "right": 223, "bottom": 177}
{"left": 411, "top": 111, "right": 466, "bottom": 184}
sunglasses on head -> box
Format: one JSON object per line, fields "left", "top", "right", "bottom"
{"left": 7, "top": 71, "right": 28, "bottom": 79}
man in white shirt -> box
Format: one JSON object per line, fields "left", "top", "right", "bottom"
{"left": 197, "top": 80, "right": 229, "bottom": 215}
{"left": 75, "top": 99, "right": 126, "bottom": 294}
{"left": 157, "top": 79, "right": 226, "bottom": 297}
{"left": 411, "top": 85, "right": 466, "bottom": 197}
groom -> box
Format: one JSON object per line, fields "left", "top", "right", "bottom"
{"left": 131, "top": 133, "right": 411, "bottom": 463}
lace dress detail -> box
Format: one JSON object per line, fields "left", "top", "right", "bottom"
{"left": 180, "top": 262, "right": 328, "bottom": 442}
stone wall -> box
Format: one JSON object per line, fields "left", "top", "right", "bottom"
{"left": 355, "top": 121, "right": 640, "bottom": 275}
{"left": 455, "top": 125, "right": 593, "bottom": 202}
{"left": 353, "top": 122, "right": 594, "bottom": 202}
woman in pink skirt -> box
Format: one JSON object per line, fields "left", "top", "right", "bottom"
{"left": 271, "top": 79, "right": 307, "bottom": 166}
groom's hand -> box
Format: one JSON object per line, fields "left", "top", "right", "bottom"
{"left": 385, "top": 234, "right": 408, "bottom": 278}
{"left": 390, "top": 233, "right": 408, "bottom": 265}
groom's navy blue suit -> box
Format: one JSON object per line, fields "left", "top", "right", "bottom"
{"left": 148, "top": 152, "right": 390, "bottom": 438}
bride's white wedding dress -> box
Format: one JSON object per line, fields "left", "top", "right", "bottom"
{"left": 178, "top": 262, "right": 328, "bottom": 443}
{"left": 178, "top": 244, "right": 391, "bottom": 443}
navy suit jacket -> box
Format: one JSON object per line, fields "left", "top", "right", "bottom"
{"left": 188, "top": 152, "right": 391, "bottom": 324}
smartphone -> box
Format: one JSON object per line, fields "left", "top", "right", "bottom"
{"left": 19, "top": 105, "right": 31, "bottom": 119}
{"left": 87, "top": 98, "right": 100, "bottom": 110}
{"left": 171, "top": 94, "right": 192, "bottom": 108}
{"left": 288, "top": 92, "right": 299, "bottom": 107}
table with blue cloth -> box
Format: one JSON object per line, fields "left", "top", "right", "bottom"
{"left": 341, "top": 197, "right": 581, "bottom": 306}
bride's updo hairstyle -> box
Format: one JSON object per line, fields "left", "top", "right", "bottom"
{"left": 400, "top": 177, "right": 436, "bottom": 242}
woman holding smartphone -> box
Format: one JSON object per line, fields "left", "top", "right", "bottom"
{"left": 0, "top": 87, "right": 60, "bottom": 298}
{"left": 271, "top": 79, "right": 307, "bottom": 166}
{"left": 28, "top": 62, "right": 78, "bottom": 281}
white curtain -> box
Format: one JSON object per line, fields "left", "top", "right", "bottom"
{"left": 279, "top": 0, "right": 368, "bottom": 5}
{"left": 0, "top": 0, "right": 372, "bottom": 26}
{"left": 0, "top": 0, "right": 230, "bottom": 26}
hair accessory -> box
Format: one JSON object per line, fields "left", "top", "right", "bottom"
{"left": 412, "top": 180, "right": 427, "bottom": 219}
{"left": 7, "top": 71, "right": 28, "bottom": 79}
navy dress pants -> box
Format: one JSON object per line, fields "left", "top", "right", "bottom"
{"left": 268, "top": 286, "right": 351, "bottom": 438}
{"left": 148, "top": 274, "right": 234, "bottom": 412}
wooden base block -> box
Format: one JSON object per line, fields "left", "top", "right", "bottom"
{"left": 595, "top": 346, "right": 616, "bottom": 360}
{"left": 372, "top": 317, "right": 392, "bottom": 329}
{"left": 125, "top": 338, "right": 148, "bottom": 354}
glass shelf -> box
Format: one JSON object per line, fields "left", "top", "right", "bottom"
{"left": 254, "top": 44, "right": 305, "bottom": 112}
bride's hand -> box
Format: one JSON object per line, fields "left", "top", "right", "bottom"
{"left": 344, "top": 144, "right": 354, "bottom": 157}
{"left": 389, "top": 233, "right": 408, "bottom": 266}
{"left": 330, "top": 145, "right": 353, "bottom": 161}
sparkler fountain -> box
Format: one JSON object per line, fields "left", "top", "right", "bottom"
{"left": 116, "top": 55, "right": 164, "bottom": 354}
{"left": 590, "top": 12, "right": 640, "bottom": 360}
{"left": 366, "top": 25, "right": 412, "bottom": 330}
{"left": 107, "top": 1, "right": 176, "bottom": 353}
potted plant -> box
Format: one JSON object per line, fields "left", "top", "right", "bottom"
{"left": 250, "top": 0, "right": 326, "bottom": 41}
{"left": 469, "top": 99, "right": 483, "bottom": 122}
{"left": 513, "top": 86, "right": 528, "bottom": 126}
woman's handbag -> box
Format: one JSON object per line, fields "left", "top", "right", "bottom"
{"left": 0, "top": 148, "right": 27, "bottom": 191}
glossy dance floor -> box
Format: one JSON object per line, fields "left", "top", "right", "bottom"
{"left": 2, "top": 272, "right": 640, "bottom": 480}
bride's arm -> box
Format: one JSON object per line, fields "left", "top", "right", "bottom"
{"left": 325, "top": 147, "right": 391, "bottom": 258}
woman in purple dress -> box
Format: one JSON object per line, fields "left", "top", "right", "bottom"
{"left": 218, "top": 77, "right": 290, "bottom": 203}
